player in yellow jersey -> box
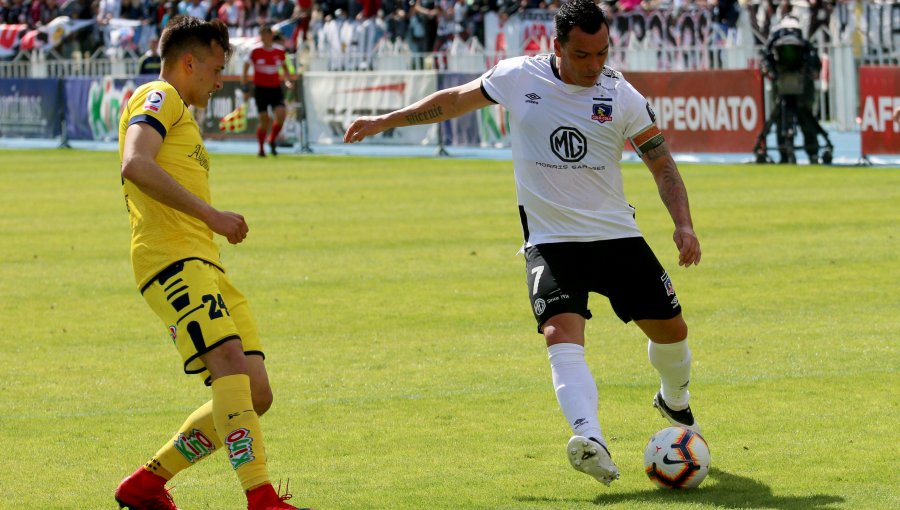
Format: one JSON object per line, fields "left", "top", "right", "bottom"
{"left": 114, "top": 15, "right": 311, "bottom": 510}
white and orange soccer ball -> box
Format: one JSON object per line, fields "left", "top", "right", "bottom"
{"left": 644, "top": 426, "right": 710, "bottom": 489}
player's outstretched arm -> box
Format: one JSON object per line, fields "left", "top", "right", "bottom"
{"left": 344, "top": 78, "right": 492, "bottom": 143}
{"left": 121, "top": 123, "right": 249, "bottom": 245}
{"left": 641, "top": 142, "right": 701, "bottom": 267}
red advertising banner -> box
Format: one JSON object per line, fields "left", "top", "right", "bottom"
{"left": 859, "top": 66, "right": 900, "bottom": 155}
{"left": 623, "top": 69, "right": 765, "bottom": 153}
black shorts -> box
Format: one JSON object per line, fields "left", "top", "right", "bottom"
{"left": 253, "top": 85, "right": 285, "bottom": 113}
{"left": 524, "top": 238, "right": 682, "bottom": 333}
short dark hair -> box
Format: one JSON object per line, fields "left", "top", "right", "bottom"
{"left": 159, "top": 15, "right": 232, "bottom": 66}
{"left": 555, "top": 0, "right": 608, "bottom": 45}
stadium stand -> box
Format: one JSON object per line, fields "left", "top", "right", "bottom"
{"left": 1, "top": 1, "right": 898, "bottom": 161}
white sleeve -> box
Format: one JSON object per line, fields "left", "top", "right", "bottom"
{"left": 619, "top": 80, "right": 656, "bottom": 140}
{"left": 480, "top": 57, "right": 524, "bottom": 108}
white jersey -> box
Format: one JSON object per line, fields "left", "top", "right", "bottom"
{"left": 480, "top": 54, "right": 657, "bottom": 245}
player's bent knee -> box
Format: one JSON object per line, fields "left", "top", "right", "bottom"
{"left": 542, "top": 316, "right": 586, "bottom": 346}
{"left": 667, "top": 322, "right": 688, "bottom": 343}
{"left": 201, "top": 338, "right": 249, "bottom": 379}
{"left": 544, "top": 328, "right": 573, "bottom": 346}
{"left": 639, "top": 317, "right": 688, "bottom": 344}
{"left": 253, "top": 389, "right": 273, "bottom": 416}
{"left": 657, "top": 323, "right": 688, "bottom": 344}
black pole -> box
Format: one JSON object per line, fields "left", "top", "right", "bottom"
{"left": 296, "top": 73, "right": 312, "bottom": 154}
{"left": 58, "top": 78, "right": 70, "bottom": 149}
{"left": 435, "top": 120, "right": 449, "bottom": 157}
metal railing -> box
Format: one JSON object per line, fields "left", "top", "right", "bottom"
{"left": 0, "top": 42, "right": 887, "bottom": 132}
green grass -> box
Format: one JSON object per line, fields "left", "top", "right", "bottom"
{"left": 0, "top": 149, "right": 898, "bottom": 510}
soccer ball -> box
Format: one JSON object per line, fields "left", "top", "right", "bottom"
{"left": 643, "top": 426, "right": 710, "bottom": 489}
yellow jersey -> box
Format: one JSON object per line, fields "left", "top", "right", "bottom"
{"left": 118, "top": 80, "right": 222, "bottom": 290}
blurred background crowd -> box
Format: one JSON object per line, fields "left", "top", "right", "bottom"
{"left": 0, "top": 0, "right": 772, "bottom": 61}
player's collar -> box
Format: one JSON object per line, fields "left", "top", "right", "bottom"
{"left": 157, "top": 77, "right": 189, "bottom": 107}
{"left": 549, "top": 54, "right": 602, "bottom": 90}
{"left": 550, "top": 54, "right": 561, "bottom": 81}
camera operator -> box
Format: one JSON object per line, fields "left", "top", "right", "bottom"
{"left": 761, "top": 15, "right": 823, "bottom": 164}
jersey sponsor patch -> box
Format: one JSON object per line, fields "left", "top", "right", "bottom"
{"left": 550, "top": 126, "right": 588, "bottom": 162}
{"left": 143, "top": 90, "right": 166, "bottom": 113}
{"left": 591, "top": 102, "right": 613, "bottom": 123}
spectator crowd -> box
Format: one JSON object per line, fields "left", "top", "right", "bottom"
{"left": 0, "top": 0, "right": 798, "bottom": 62}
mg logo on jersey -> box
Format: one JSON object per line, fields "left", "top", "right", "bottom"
{"left": 533, "top": 298, "right": 546, "bottom": 315}
{"left": 550, "top": 126, "right": 587, "bottom": 162}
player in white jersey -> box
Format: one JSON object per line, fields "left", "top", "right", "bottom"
{"left": 343, "top": 0, "right": 701, "bottom": 486}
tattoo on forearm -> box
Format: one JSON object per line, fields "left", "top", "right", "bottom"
{"left": 658, "top": 165, "right": 690, "bottom": 218}
{"left": 405, "top": 106, "right": 444, "bottom": 125}
{"left": 644, "top": 143, "right": 670, "bottom": 161}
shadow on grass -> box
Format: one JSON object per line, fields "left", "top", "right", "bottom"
{"left": 517, "top": 468, "right": 844, "bottom": 509}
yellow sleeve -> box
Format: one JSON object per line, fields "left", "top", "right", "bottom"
{"left": 125, "top": 83, "right": 185, "bottom": 139}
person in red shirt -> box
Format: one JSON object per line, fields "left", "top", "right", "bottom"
{"left": 242, "top": 24, "right": 295, "bottom": 157}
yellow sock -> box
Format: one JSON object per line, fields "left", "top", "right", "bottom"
{"left": 211, "top": 374, "right": 271, "bottom": 491}
{"left": 146, "top": 400, "right": 222, "bottom": 480}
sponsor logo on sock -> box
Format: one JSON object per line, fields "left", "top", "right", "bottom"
{"left": 573, "top": 418, "right": 588, "bottom": 429}
{"left": 174, "top": 428, "right": 216, "bottom": 463}
{"left": 225, "top": 428, "right": 256, "bottom": 470}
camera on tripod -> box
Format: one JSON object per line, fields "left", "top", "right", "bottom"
{"left": 753, "top": 17, "right": 833, "bottom": 165}
{"left": 772, "top": 33, "right": 808, "bottom": 94}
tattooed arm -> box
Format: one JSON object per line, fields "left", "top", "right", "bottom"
{"left": 641, "top": 141, "right": 702, "bottom": 267}
{"left": 344, "top": 78, "right": 493, "bottom": 143}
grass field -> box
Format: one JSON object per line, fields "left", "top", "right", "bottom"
{"left": 0, "top": 149, "right": 898, "bottom": 510}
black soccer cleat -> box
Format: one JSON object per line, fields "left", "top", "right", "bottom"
{"left": 653, "top": 391, "right": 701, "bottom": 433}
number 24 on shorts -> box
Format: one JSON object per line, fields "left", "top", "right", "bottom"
{"left": 202, "top": 293, "right": 231, "bottom": 319}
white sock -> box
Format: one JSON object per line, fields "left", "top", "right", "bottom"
{"left": 648, "top": 338, "right": 692, "bottom": 409}
{"left": 548, "top": 343, "right": 606, "bottom": 445}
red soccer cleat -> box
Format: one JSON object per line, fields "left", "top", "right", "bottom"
{"left": 114, "top": 467, "right": 179, "bottom": 510}
{"left": 247, "top": 481, "right": 313, "bottom": 510}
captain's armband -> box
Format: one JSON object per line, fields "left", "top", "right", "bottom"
{"left": 630, "top": 125, "right": 665, "bottom": 157}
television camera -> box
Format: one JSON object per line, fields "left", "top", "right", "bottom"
{"left": 753, "top": 17, "right": 833, "bottom": 164}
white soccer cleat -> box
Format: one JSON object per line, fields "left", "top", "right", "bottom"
{"left": 566, "top": 435, "right": 620, "bottom": 486}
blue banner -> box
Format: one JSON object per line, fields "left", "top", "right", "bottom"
{"left": 437, "top": 73, "right": 482, "bottom": 147}
{"left": 0, "top": 78, "right": 63, "bottom": 138}
{"left": 64, "top": 75, "right": 155, "bottom": 141}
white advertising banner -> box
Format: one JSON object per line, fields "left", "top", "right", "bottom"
{"left": 303, "top": 71, "right": 438, "bottom": 145}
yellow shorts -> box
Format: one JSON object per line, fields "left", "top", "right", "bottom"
{"left": 142, "top": 258, "right": 264, "bottom": 384}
